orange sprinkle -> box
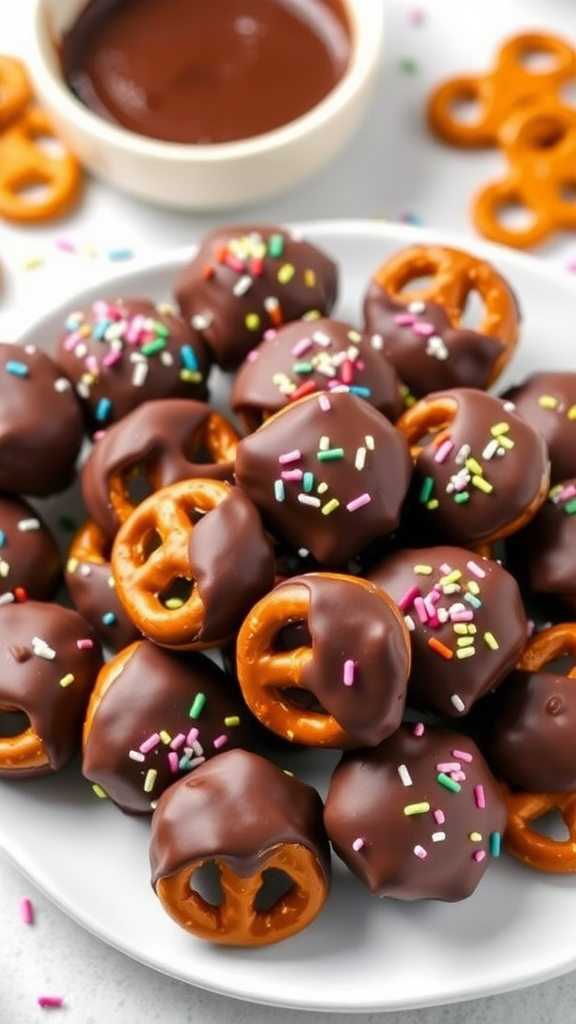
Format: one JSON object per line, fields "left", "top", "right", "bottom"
{"left": 201, "top": 264, "right": 215, "bottom": 280}
{"left": 428, "top": 637, "right": 454, "bottom": 659}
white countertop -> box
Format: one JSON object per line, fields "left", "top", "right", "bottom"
{"left": 2, "top": 1, "right": 576, "bottom": 1021}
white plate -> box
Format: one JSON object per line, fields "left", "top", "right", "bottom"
{"left": 1, "top": 219, "right": 576, "bottom": 1013}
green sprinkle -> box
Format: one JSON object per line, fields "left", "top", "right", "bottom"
{"left": 302, "top": 471, "right": 314, "bottom": 492}
{"left": 92, "top": 784, "right": 108, "bottom": 799}
{"left": 437, "top": 772, "right": 461, "bottom": 793}
{"left": 141, "top": 338, "right": 166, "bottom": 357}
{"left": 317, "top": 447, "right": 344, "bottom": 462}
{"left": 153, "top": 321, "right": 170, "bottom": 338}
{"left": 399, "top": 56, "right": 419, "bottom": 73}
{"left": 293, "top": 361, "right": 313, "bottom": 374}
{"left": 268, "top": 234, "right": 285, "bottom": 258}
{"left": 564, "top": 499, "right": 576, "bottom": 515}
{"left": 453, "top": 491, "right": 470, "bottom": 504}
{"left": 189, "top": 692, "right": 206, "bottom": 718}
{"left": 419, "top": 476, "right": 434, "bottom": 503}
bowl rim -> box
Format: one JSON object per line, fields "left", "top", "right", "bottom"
{"left": 29, "top": 0, "right": 385, "bottom": 163}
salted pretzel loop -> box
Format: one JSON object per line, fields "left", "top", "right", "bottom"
{"left": 0, "top": 711, "right": 48, "bottom": 773}
{"left": 372, "top": 245, "right": 519, "bottom": 382}
{"left": 473, "top": 96, "right": 576, "bottom": 249}
{"left": 155, "top": 844, "right": 328, "bottom": 947}
{"left": 111, "top": 477, "right": 232, "bottom": 649}
{"left": 105, "top": 409, "right": 240, "bottom": 528}
{"left": 517, "top": 621, "right": 576, "bottom": 676}
{"left": 0, "top": 55, "right": 32, "bottom": 127}
{"left": 0, "top": 105, "right": 82, "bottom": 223}
{"left": 427, "top": 32, "right": 576, "bottom": 148}
{"left": 502, "top": 785, "right": 576, "bottom": 874}
{"left": 69, "top": 519, "right": 111, "bottom": 566}
{"left": 395, "top": 394, "right": 459, "bottom": 460}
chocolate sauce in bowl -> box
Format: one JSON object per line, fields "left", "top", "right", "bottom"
{"left": 61, "top": 0, "right": 352, "bottom": 144}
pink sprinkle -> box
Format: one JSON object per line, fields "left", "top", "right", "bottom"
{"left": 292, "top": 337, "right": 313, "bottom": 357}
{"left": 170, "top": 732, "right": 186, "bottom": 750}
{"left": 76, "top": 638, "right": 94, "bottom": 650}
{"left": 452, "top": 748, "right": 473, "bottom": 763}
{"left": 84, "top": 354, "right": 99, "bottom": 375}
{"left": 352, "top": 836, "right": 365, "bottom": 851}
{"left": 412, "top": 321, "right": 435, "bottom": 337}
{"left": 63, "top": 330, "right": 82, "bottom": 351}
{"left": 413, "top": 595, "right": 429, "bottom": 624}
{"left": 346, "top": 493, "right": 372, "bottom": 512}
{"left": 434, "top": 439, "right": 454, "bottom": 464}
{"left": 246, "top": 349, "right": 260, "bottom": 362}
{"left": 102, "top": 349, "right": 122, "bottom": 368}
{"left": 436, "top": 761, "right": 460, "bottom": 773}
{"left": 318, "top": 394, "right": 331, "bottom": 411}
{"left": 20, "top": 897, "right": 34, "bottom": 924}
{"left": 37, "top": 995, "right": 64, "bottom": 1008}
{"left": 394, "top": 313, "right": 417, "bottom": 327}
{"left": 407, "top": 5, "right": 425, "bottom": 25}
{"left": 186, "top": 726, "right": 199, "bottom": 746}
{"left": 139, "top": 732, "right": 160, "bottom": 754}
{"left": 92, "top": 430, "right": 106, "bottom": 442}
{"left": 450, "top": 608, "right": 474, "bottom": 622}
{"left": 213, "top": 734, "right": 229, "bottom": 749}
{"left": 414, "top": 844, "right": 427, "bottom": 859}
{"left": 398, "top": 584, "right": 420, "bottom": 611}
{"left": 423, "top": 590, "right": 441, "bottom": 618}
{"left": 474, "top": 784, "right": 486, "bottom": 809}
{"left": 451, "top": 770, "right": 467, "bottom": 783}
{"left": 433, "top": 808, "right": 446, "bottom": 824}
{"left": 527, "top": 619, "right": 536, "bottom": 636}
{"left": 343, "top": 659, "right": 356, "bottom": 686}
{"left": 559, "top": 483, "right": 576, "bottom": 501}
{"left": 278, "top": 449, "right": 302, "bottom": 465}
{"left": 466, "top": 560, "right": 486, "bottom": 579}
{"left": 168, "top": 751, "right": 179, "bottom": 773}
{"left": 413, "top": 722, "right": 425, "bottom": 737}
{"left": 281, "top": 469, "right": 303, "bottom": 481}
{"left": 55, "top": 237, "right": 75, "bottom": 252}
{"left": 473, "top": 850, "right": 486, "bottom": 863}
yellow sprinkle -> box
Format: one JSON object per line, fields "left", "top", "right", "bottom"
{"left": 472, "top": 475, "right": 493, "bottom": 494}
{"left": 0, "top": 560, "right": 9, "bottom": 579}
{"left": 22, "top": 254, "right": 45, "bottom": 270}
{"left": 179, "top": 369, "right": 202, "bottom": 383}
{"left": 426, "top": 499, "right": 439, "bottom": 510}
{"left": 467, "top": 580, "right": 480, "bottom": 594}
{"left": 484, "top": 632, "right": 499, "bottom": 650}
{"left": 456, "top": 636, "right": 475, "bottom": 648}
{"left": 159, "top": 730, "right": 172, "bottom": 744}
{"left": 66, "top": 557, "right": 79, "bottom": 573}
{"left": 144, "top": 769, "right": 157, "bottom": 793}
{"left": 538, "top": 395, "right": 558, "bottom": 409}
{"left": 156, "top": 302, "right": 175, "bottom": 315}
{"left": 244, "top": 313, "right": 261, "bottom": 331}
{"left": 165, "top": 597, "right": 184, "bottom": 609}
{"left": 303, "top": 269, "right": 316, "bottom": 287}
{"left": 469, "top": 831, "right": 483, "bottom": 842}
{"left": 224, "top": 716, "right": 240, "bottom": 727}
{"left": 453, "top": 623, "right": 469, "bottom": 635}
{"left": 277, "top": 263, "right": 295, "bottom": 284}
{"left": 413, "top": 564, "right": 433, "bottom": 575}
{"left": 59, "top": 673, "right": 75, "bottom": 688}
{"left": 80, "top": 243, "right": 97, "bottom": 258}
{"left": 456, "top": 646, "right": 476, "bottom": 659}
{"left": 567, "top": 405, "right": 576, "bottom": 421}
{"left": 79, "top": 324, "right": 92, "bottom": 337}
{"left": 497, "top": 434, "right": 514, "bottom": 450}
{"left": 490, "top": 421, "right": 510, "bottom": 436}
{"left": 92, "top": 784, "right": 108, "bottom": 799}
{"left": 321, "top": 498, "right": 340, "bottom": 515}
{"left": 403, "top": 801, "right": 431, "bottom": 816}
{"left": 465, "top": 457, "right": 483, "bottom": 476}
{"left": 302, "top": 309, "right": 322, "bottom": 321}
{"left": 316, "top": 481, "right": 329, "bottom": 494}
{"left": 440, "top": 570, "right": 462, "bottom": 586}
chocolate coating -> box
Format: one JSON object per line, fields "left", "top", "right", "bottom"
{"left": 398, "top": 388, "right": 550, "bottom": 547}
{"left": 174, "top": 225, "right": 338, "bottom": 370}
{"left": 362, "top": 291, "right": 508, "bottom": 401}
{"left": 230, "top": 317, "right": 404, "bottom": 431}
{"left": 503, "top": 372, "right": 576, "bottom": 483}
{"left": 53, "top": 298, "right": 210, "bottom": 434}
{"left": 486, "top": 668, "right": 576, "bottom": 791}
{"left": 82, "top": 640, "right": 257, "bottom": 814}
{"left": 324, "top": 724, "right": 507, "bottom": 901}
{"left": 365, "top": 546, "right": 528, "bottom": 718}
{"left": 235, "top": 390, "right": 413, "bottom": 565}
{"left": 506, "top": 478, "right": 576, "bottom": 613}
{"left": 0, "top": 341, "right": 84, "bottom": 497}
{"left": 0, "top": 601, "right": 103, "bottom": 778}
{"left": 0, "top": 494, "right": 62, "bottom": 601}
{"left": 81, "top": 397, "right": 238, "bottom": 539}
{"left": 150, "top": 748, "right": 331, "bottom": 882}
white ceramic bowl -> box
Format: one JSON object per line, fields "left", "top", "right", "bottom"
{"left": 28, "top": 0, "right": 384, "bottom": 211}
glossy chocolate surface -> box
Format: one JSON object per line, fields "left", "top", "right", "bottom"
{"left": 365, "top": 545, "right": 528, "bottom": 718}
{"left": 506, "top": 477, "right": 576, "bottom": 613}
{"left": 82, "top": 641, "right": 257, "bottom": 814}
{"left": 53, "top": 298, "right": 210, "bottom": 434}
{"left": 0, "top": 601, "right": 103, "bottom": 778}
{"left": 503, "top": 372, "right": 576, "bottom": 483}
{"left": 0, "top": 494, "right": 62, "bottom": 601}
{"left": 62, "top": 0, "right": 350, "bottom": 144}
{"left": 230, "top": 317, "right": 404, "bottom": 431}
{"left": 234, "top": 390, "right": 413, "bottom": 565}
{"left": 0, "top": 341, "right": 84, "bottom": 497}
{"left": 150, "top": 748, "right": 331, "bottom": 882}
{"left": 174, "top": 225, "right": 338, "bottom": 370}
{"left": 324, "top": 724, "right": 507, "bottom": 901}
{"left": 81, "top": 397, "right": 237, "bottom": 539}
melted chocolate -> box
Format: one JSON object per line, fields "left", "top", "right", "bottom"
{"left": 82, "top": 640, "right": 257, "bottom": 813}
{"left": 150, "top": 748, "right": 331, "bottom": 881}
{"left": 62, "top": 0, "right": 351, "bottom": 144}
{"left": 174, "top": 225, "right": 338, "bottom": 370}
{"left": 0, "top": 341, "right": 84, "bottom": 497}
{"left": 0, "top": 494, "right": 62, "bottom": 601}
{"left": 234, "top": 390, "right": 413, "bottom": 565}
{"left": 503, "top": 372, "right": 576, "bottom": 483}
{"left": 365, "top": 545, "right": 528, "bottom": 718}
{"left": 324, "top": 724, "right": 507, "bottom": 901}
{"left": 506, "top": 477, "right": 576, "bottom": 613}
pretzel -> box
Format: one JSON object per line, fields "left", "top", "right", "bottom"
{"left": 502, "top": 785, "right": 576, "bottom": 874}
{"left": 236, "top": 572, "right": 411, "bottom": 748}
{"left": 517, "top": 621, "right": 576, "bottom": 675}
{"left": 427, "top": 32, "right": 576, "bottom": 148}
{"left": 473, "top": 96, "right": 576, "bottom": 249}
{"left": 372, "top": 245, "right": 519, "bottom": 382}
{"left": 0, "top": 713, "right": 49, "bottom": 773}
{"left": 111, "top": 478, "right": 233, "bottom": 649}
{"left": 0, "top": 55, "right": 32, "bottom": 127}
{"left": 0, "top": 105, "right": 82, "bottom": 223}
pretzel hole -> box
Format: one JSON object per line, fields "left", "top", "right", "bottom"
{"left": 11, "top": 170, "right": 55, "bottom": 205}
{"left": 518, "top": 47, "right": 561, "bottom": 73}
{"left": 527, "top": 807, "right": 570, "bottom": 841}
{"left": 254, "top": 868, "right": 294, "bottom": 911}
{"left": 458, "top": 289, "right": 486, "bottom": 331}
{"left": 0, "top": 706, "right": 29, "bottom": 738}
{"left": 397, "top": 274, "right": 435, "bottom": 296}
{"left": 30, "top": 132, "right": 66, "bottom": 159}
{"left": 489, "top": 196, "right": 537, "bottom": 235}
{"left": 446, "top": 88, "right": 482, "bottom": 127}
{"left": 282, "top": 687, "right": 325, "bottom": 713}
{"left": 158, "top": 576, "right": 193, "bottom": 609}
{"left": 274, "top": 620, "right": 311, "bottom": 650}
{"left": 189, "top": 861, "right": 222, "bottom": 906}
{"left": 523, "top": 115, "right": 567, "bottom": 151}
{"left": 139, "top": 527, "right": 163, "bottom": 561}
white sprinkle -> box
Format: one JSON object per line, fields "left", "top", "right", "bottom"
{"left": 17, "top": 518, "right": 41, "bottom": 532}
{"left": 408, "top": 301, "right": 426, "bottom": 315}
{"left": 128, "top": 750, "right": 145, "bottom": 762}
{"left": 54, "top": 377, "right": 72, "bottom": 392}
{"left": 370, "top": 333, "right": 384, "bottom": 350}
{"left": 131, "top": 361, "right": 149, "bottom": 387}
{"left": 397, "top": 763, "right": 413, "bottom": 786}
{"left": 31, "top": 636, "right": 56, "bottom": 660}
{"left": 450, "top": 693, "right": 466, "bottom": 712}
{"left": 297, "top": 494, "right": 321, "bottom": 507}
{"left": 432, "top": 831, "right": 446, "bottom": 842}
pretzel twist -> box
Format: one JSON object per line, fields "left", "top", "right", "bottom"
{"left": 0, "top": 106, "right": 82, "bottom": 223}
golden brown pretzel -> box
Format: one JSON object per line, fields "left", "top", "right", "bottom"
{"left": 0, "top": 55, "right": 32, "bottom": 127}
{"left": 155, "top": 844, "right": 328, "bottom": 947}
{"left": 502, "top": 786, "right": 576, "bottom": 873}
{"left": 427, "top": 32, "right": 576, "bottom": 148}
{"left": 111, "top": 477, "right": 232, "bottom": 649}
{"left": 0, "top": 105, "right": 82, "bottom": 222}
{"left": 0, "top": 713, "right": 48, "bottom": 773}
{"left": 473, "top": 96, "right": 576, "bottom": 249}
{"left": 517, "top": 622, "right": 576, "bottom": 675}
{"left": 372, "top": 245, "right": 519, "bottom": 384}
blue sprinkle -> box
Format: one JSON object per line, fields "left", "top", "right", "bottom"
{"left": 180, "top": 345, "right": 199, "bottom": 371}
{"left": 303, "top": 472, "right": 314, "bottom": 493}
{"left": 94, "top": 319, "right": 112, "bottom": 340}
{"left": 0, "top": 531, "right": 5, "bottom": 548}
{"left": 107, "top": 247, "right": 134, "bottom": 262}
{"left": 95, "top": 397, "right": 113, "bottom": 422}
{"left": 490, "top": 831, "right": 501, "bottom": 857}
{"left": 464, "top": 592, "right": 482, "bottom": 609}
{"left": 350, "top": 386, "right": 372, "bottom": 399}
{"left": 5, "top": 360, "right": 29, "bottom": 378}
{"left": 101, "top": 611, "right": 117, "bottom": 626}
